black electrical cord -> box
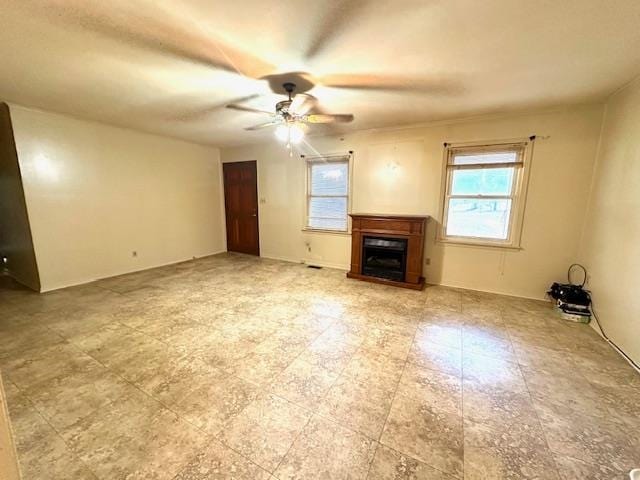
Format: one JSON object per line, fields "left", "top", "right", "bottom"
{"left": 567, "top": 263, "right": 587, "bottom": 287}
{"left": 570, "top": 264, "right": 640, "bottom": 371}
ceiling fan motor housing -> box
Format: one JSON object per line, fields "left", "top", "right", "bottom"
{"left": 282, "top": 82, "right": 296, "bottom": 95}
{"left": 275, "top": 100, "right": 293, "bottom": 117}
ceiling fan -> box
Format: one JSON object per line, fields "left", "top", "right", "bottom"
{"left": 226, "top": 82, "right": 354, "bottom": 143}
{"left": 37, "top": 1, "right": 460, "bottom": 134}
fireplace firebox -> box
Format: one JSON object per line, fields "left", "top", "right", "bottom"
{"left": 362, "top": 236, "right": 408, "bottom": 282}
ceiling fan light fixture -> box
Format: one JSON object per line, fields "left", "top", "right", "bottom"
{"left": 289, "top": 123, "right": 305, "bottom": 144}
{"left": 275, "top": 122, "right": 305, "bottom": 144}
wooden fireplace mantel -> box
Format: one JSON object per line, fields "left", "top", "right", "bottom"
{"left": 347, "top": 213, "right": 429, "bottom": 290}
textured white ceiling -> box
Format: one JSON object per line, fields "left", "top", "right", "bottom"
{"left": 1, "top": 0, "right": 640, "bottom": 146}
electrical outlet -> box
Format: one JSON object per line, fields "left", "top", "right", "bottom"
{"left": 132, "top": 251, "right": 137, "bottom": 257}
{"left": 425, "top": 258, "right": 431, "bottom": 266}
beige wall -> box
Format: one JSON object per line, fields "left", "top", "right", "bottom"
{"left": 0, "top": 103, "right": 40, "bottom": 291}
{"left": 579, "top": 78, "right": 640, "bottom": 365}
{"left": 221, "top": 105, "right": 603, "bottom": 299}
{"left": 10, "top": 105, "right": 225, "bottom": 291}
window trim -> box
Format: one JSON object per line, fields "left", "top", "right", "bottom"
{"left": 437, "top": 139, "right": 534, "bottom": 249}
{"left": 303, "top": 154, "right": 353, "bottom": 234}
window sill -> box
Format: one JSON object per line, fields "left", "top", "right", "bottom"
{"left": 437, "top": 238, "right": 523, "bottom": 251}
{"left": 302, "top": 228, "right": 351, "bottom": 236}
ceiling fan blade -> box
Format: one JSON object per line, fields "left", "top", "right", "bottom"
{"left": 304, "top": 0, "right": 374, "bottom": 60}
{"left": 320, "top": 74, "right": 460, "bottom": 94}
{"left": 289, "top": 94, "right": 317, "bottom": 115}
{"left": 306, "top": 114, "right": 354, "bottom": 124}
{"left": 245, "top": 120, "right": 283, "bottom": 131}
{"left": 226, "top": 104, "right": 274, "bottom": 115}
{"left": 31, "top": 1, "right": 273, "bottom": 78}
{"left": 162, "top": 94, "right": 262, "bottom": 121}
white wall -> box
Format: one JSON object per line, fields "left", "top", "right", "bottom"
{"left": 10, "top": 105, "right": 225, "bottom": 291}
{"left": 221, "top": 104, "right": 603, "bottom": 299}
{"left": 579, "top": 78, "right": 640, "bottom": 365}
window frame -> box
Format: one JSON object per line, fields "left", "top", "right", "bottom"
{"left": 437, "top": 139, "right": 533, "bottom": 249}
{"left": 303, "top": 154, "right": 353, "bottom": 234}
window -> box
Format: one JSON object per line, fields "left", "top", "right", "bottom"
{"left": 305, "top": 155, "right": 351, "bottom": 232}
{"left": 440, "top": 141, "right": 532, "bottom": 248}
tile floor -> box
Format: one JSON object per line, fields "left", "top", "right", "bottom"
{"left": 1, "top": 253, "right": 638, "bottom": 479}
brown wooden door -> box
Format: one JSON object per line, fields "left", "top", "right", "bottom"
{"left": 223, "top": 161, "right": 260, "bottom": 255}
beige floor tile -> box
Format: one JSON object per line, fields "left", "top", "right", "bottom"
{"left": 464, "top": 444, "right": 559, "bottom": 480}
{"left": 415, "top": 316, "right": 463, "bottom": 350}
{"left": 365, "top": 312, "right": 419, "bottom": 338}
{"left": 22, "top": 363, "right": 134, "bottom": 432}
{"left": 397, "top": 363, "right": 461, "bottom": 414}
{"left": 552, "top": 453, "right": 622, "bottom": 480}
{"left": 173, "top": 374, "right": 259, "bottom": 435}
{"left": 368, "top": 444, "right": 456, "bottom": 479}
{"left": 274, "top": 415, "right": 377, "bottom": 480}
{"left": 8, "top": 387, "right": 97, "bottom": 480}
{"left": 462, "top": 353, "right": 528, "bottom": 395}
{"left": 297, "top": 336, "right": 360, "bottom": 372}
{"left": 42, "top": 307, "right": 117, "bottom": 340}
{"left": 521, "top": 365, "right": 609, "bottom": 420}
{"left": 535, "top": 403, "right": 640, "bottom": 476}
{"left": 2, "top": 342, "right": 97, "bottom": 390}
{"left": 381, "top": 393, "right": 463, "bottom": 478}
{"left": 231, "top": 348, "right": 297, "bottom": 386}
{"left": 424, "top": 286, "right": 462, "bottom": 312}
{"left": 173, "top": 439, "right": 272, "bottom": 479}
{"left": 589, "top": 382, "right": 640, "bottom": 433}
{"left": 69, "top": 322, "right": 153, "bottom": 364}
{"left": 341, "top": 348, "right": 406, "bottom": 392}
{"left": 131, "top": 353, "right": 227, "bottom": 406}
{"left": 317, "top": 374, "right": 395, "bottom": 439}
{"left": 269, "top": 358, "right": 338, "bottom": 410}
{"left": 220, "top": 393, "right": 310, "bottom": 472}
{"left": 462, "top": 325, "right": 516, "bottom": 361}
{"left": 407, "top": 338, "right": 462, "bottom": 377}
{"left": 313, "top": 319, "right": 368, "bottom": 346}
{"left": 573, "top": 350, "right": 640, "bottom": 388}
{"left": 63, "top": 388, "right": 207, "bottom": 479}
{"left": 462, "top": 387, "right": 546, "bottom": 450}
{"left": 360, "top": 328, "right": 414, "bottom": 361}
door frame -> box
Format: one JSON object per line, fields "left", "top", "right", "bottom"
{"left": 221, "top": 160, "right": 260, "bottom": 256}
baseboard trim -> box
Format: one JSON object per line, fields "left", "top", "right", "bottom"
{"left": 260, "top": 253, "right": 349, "bottom": 271}
{"left": 259, "top": 253, "right": 301, "bottom": 264}
{"left": 302, "top": 259, "right": 349, "bottom": 270}
{"left": 39, "top": 249, "right": 227, "bottom": 292}
{"left": 432, "top": 280, "right": 548, "bottom": 301}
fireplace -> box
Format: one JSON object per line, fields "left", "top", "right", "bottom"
{"left": 362, "top": 236, "right": 408, "bottom": 282}
{"left": 347, "top": 214, "right": 429, "bottom": 290}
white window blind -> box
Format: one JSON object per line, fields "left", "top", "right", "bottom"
{"left": 306, "top": 155, "right": 350, "bottom": 232}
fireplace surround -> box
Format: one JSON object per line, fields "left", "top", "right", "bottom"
{"left": 347, "top": 213, "right": 429, "bottom": 290}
